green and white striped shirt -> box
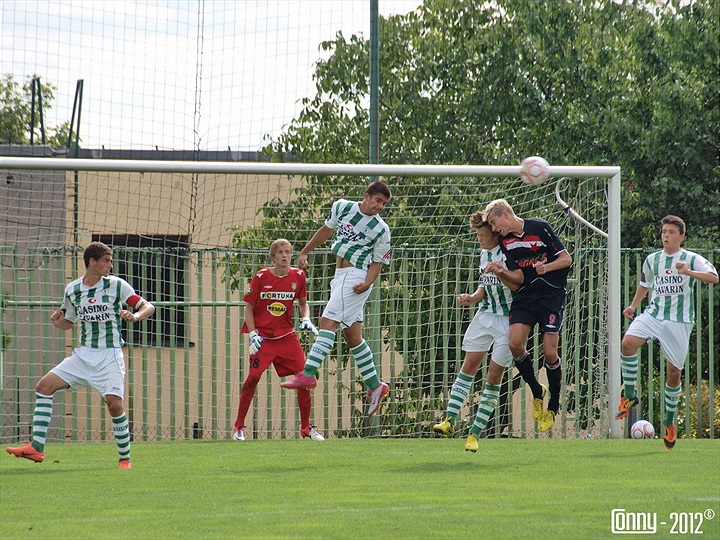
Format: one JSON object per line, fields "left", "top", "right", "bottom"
{"left": 61, "top": 275, "right": 141, "bottom": 348}
{"left": 325, "top": 199, "right": 392, "bottom": 271}
{"left": 641, "top": 248, "right": 717, "bottom": 324}
{"left": 477, "top": 246, "right": 514, "bottom": 317}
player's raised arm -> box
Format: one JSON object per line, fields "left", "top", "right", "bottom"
{"left": 299, "top": 225, "right": 335, "bottom": 268}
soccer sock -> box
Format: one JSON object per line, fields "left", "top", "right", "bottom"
{"left": 303, "top": 329, "right": 335, "bottom": 377}
{"left": 350, "top": 340, "right": 380, "bottom": 390}
{"left": 297, "top": 388, "right": 312, "bottom": 430}
{"left": 31, "top": 392, "right": 53, "bottom": 452}
{"left": 545, "top": 359, "right": 562, "bottom": 413}
{"left": 514, "top": 351, "right": 543, "bottom": 398}
{"left": 446, "top": 371, "right": 474, "bottom": 423}
{"left": 469, "top": 383, "right": 501, "bottom": 436}
{"left": 664, "top": 384, "right": 682, "bottom": 426}
{"left": 112, "top": 413, "right": 131, "bottom": 462}
{"left": 234, "top": 373, "right": 260, "bottom": 429}
{"left": 620, "top": 354, "right": 638, "bottom": 399}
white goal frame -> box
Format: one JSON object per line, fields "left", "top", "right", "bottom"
{"left": 0, "top": 156, "right": 623, "bottom": 438}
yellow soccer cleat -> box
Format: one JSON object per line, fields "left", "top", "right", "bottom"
{"left": 538, "top": 410, "right": 556, "bottom": 432}
{"left": 532, "top": 384, "right": 547, "bottom": 421}
{"left": 433, "top": 417, "right": 455, "bottom": 438}
{"left": 464, "top": 433, "right": 479, "bottom": 453}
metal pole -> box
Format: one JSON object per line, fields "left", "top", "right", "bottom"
{"left": 608, "top": 171, "right": 622, "bottom": 438}
{"left": 369, "top": 0, "right": 380, "bottom": 179}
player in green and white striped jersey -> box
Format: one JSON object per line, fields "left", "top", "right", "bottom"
{"left": 281, "top": 180, "right": 392, "bottom": 418}
{"left": 433, "top": 211, "right": 521, "bottom": 452}
{"left": 617, "top": 216, "right": 717, "bottom": 450}
{"left": 6, "top": 242, "right": 155, "bottom": 468}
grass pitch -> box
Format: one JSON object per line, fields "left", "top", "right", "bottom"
{"left": 2, "top": 438, "right": 719, "bottom": 539}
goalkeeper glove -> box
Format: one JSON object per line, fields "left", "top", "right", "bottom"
{"left": 298, "top": 317, "right": 318, "bottom": 336}
{"left": 248, "top": 329, "right": 263, "bottom": 355}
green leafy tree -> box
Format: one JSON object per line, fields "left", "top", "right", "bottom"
{"left": 0, "top": 73, "right": 73, "bottom": 147}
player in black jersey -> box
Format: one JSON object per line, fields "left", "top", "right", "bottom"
{"left": 483, "top": 199, "right": 572, "bottom": 432}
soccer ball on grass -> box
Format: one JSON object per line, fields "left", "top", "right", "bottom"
{"left": 519, "top": 156, "right": 549, "bottom": 185}
{"left": 630, "top": 419, "right": 655, "bottom": 439}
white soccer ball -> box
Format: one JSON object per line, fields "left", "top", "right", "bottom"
{"left": 519, "top": 156, "right": 550, "bottom": 185}
{"left": 630, "top": 419, "right": 655, "bottom": 439}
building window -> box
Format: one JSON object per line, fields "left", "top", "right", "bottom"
{"left": 93, "top": 234, "right": 189, "bottom": 347}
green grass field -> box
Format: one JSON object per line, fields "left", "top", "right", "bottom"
{"left": 2, "top": 438, "right": 719, "bottom": 539}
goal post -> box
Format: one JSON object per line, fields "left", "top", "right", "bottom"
{"left": 0, "top": 157, "right": 622, "bottom": 441}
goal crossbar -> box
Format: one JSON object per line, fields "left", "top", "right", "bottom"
{"left": 0, "top": 156, "right": 620, "bottom": 179}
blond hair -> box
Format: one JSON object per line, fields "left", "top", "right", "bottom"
{"left": 482, "top": 198, "right": 515, "bottom": 221}
{"left": 269, "top": 238, "right": 292, "bottom": 257}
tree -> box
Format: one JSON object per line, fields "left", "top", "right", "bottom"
{"left": 249, "top": 0, "right": 717, "bottom": 249}
{"left": 0, "top": 74, "right": 73, "bottom": 147}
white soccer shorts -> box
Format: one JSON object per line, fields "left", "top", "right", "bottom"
{"left": 462, "top": 310, "right": 513, "bottom": 368}
{"left": 625, "top": 312, "right": 692, "bottom": 370}
{"left": 321, "top": 267, "right": 373, "bottom": 329}
{"left": 50, "top": 346, "right": 127, "bottom": 398}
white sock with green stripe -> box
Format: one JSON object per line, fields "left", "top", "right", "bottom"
{"left": 350, "top": 340, "right": 380, "bottom": 390}
{"left": 303, "top": 329, "right": 336, "bottom": 377}
{"left": 31, "top": 392, "right": 53, "bottom": 452}
{"left": 664, "top": 384, "right": 682, "bottom": 426}
{"left": 620, "top": 354, "right": 638, "bottom": 399}
{"left": 446, "top": 372, "right": 473, "bottom": 423}
{"left": 470, "top": 383, "right": 501, "bottom": 436}
{"left": 113, "top": 413, "right": 131, "bottom": 462}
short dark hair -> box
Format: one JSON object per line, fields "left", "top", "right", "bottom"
{"left": 84, "top": 241, "right": 112, "bottom": 268}
{"left": 661, "top": 215, "right": 686, "bottom": 235}
{"left": 469, "top": 210, "right": 492, "bottom": 230}
{"left": 366, "top": 180, "right": 391, "bottom": 199}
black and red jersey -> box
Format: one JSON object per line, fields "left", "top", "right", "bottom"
{"left": 499, "top": 218, "right": 570, "bottom": 297}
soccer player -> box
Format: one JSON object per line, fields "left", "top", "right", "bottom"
{"left": 433, "top": 211, "right": 520, "bottom": 452}
{"left": 482, "top": 199, "right": 572, "bottom": 432}
{"left": 616, "top": 215, "right": 717, "bottom": 449}
{"left": 281, "top": 180, "right": 392, "bottom": 418}
{"left": 5, "top": 242, "right": 155, "bottom": 468}
{"left": 231, "top": 238, "right": 324, "bottom": 442}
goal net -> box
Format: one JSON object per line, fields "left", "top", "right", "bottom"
{"left": 0, "top": 158, "right": 620, "bottom": 443}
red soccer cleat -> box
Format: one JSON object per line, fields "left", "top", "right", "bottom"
{"left": 118, "top": 459, "right": 133, "bottom": 469}
{"left": 6, "top": 443, "right": 45, "bottom": 463}
{"left": 280, "top": 373, "right": 317, "bottom": 390}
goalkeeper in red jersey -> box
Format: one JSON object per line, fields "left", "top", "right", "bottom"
{"left": 231, "top": 239, "right": 324, "bottom": 442}
{"left": 483, "top": 199, "right": 572, "bottom": 433}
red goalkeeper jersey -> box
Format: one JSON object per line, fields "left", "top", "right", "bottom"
{"left": 241, "top": 266, "right": 308, "bottom": 339}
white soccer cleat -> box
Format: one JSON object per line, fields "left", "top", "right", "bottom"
{"left": 232, "top": 427, "right": 246, "bottom": 441}
{"left": 301, "top": 426, "right": 325, "bottom": 441}
{"left": 366, "top": 381, "right": 389, "bottom": 417}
